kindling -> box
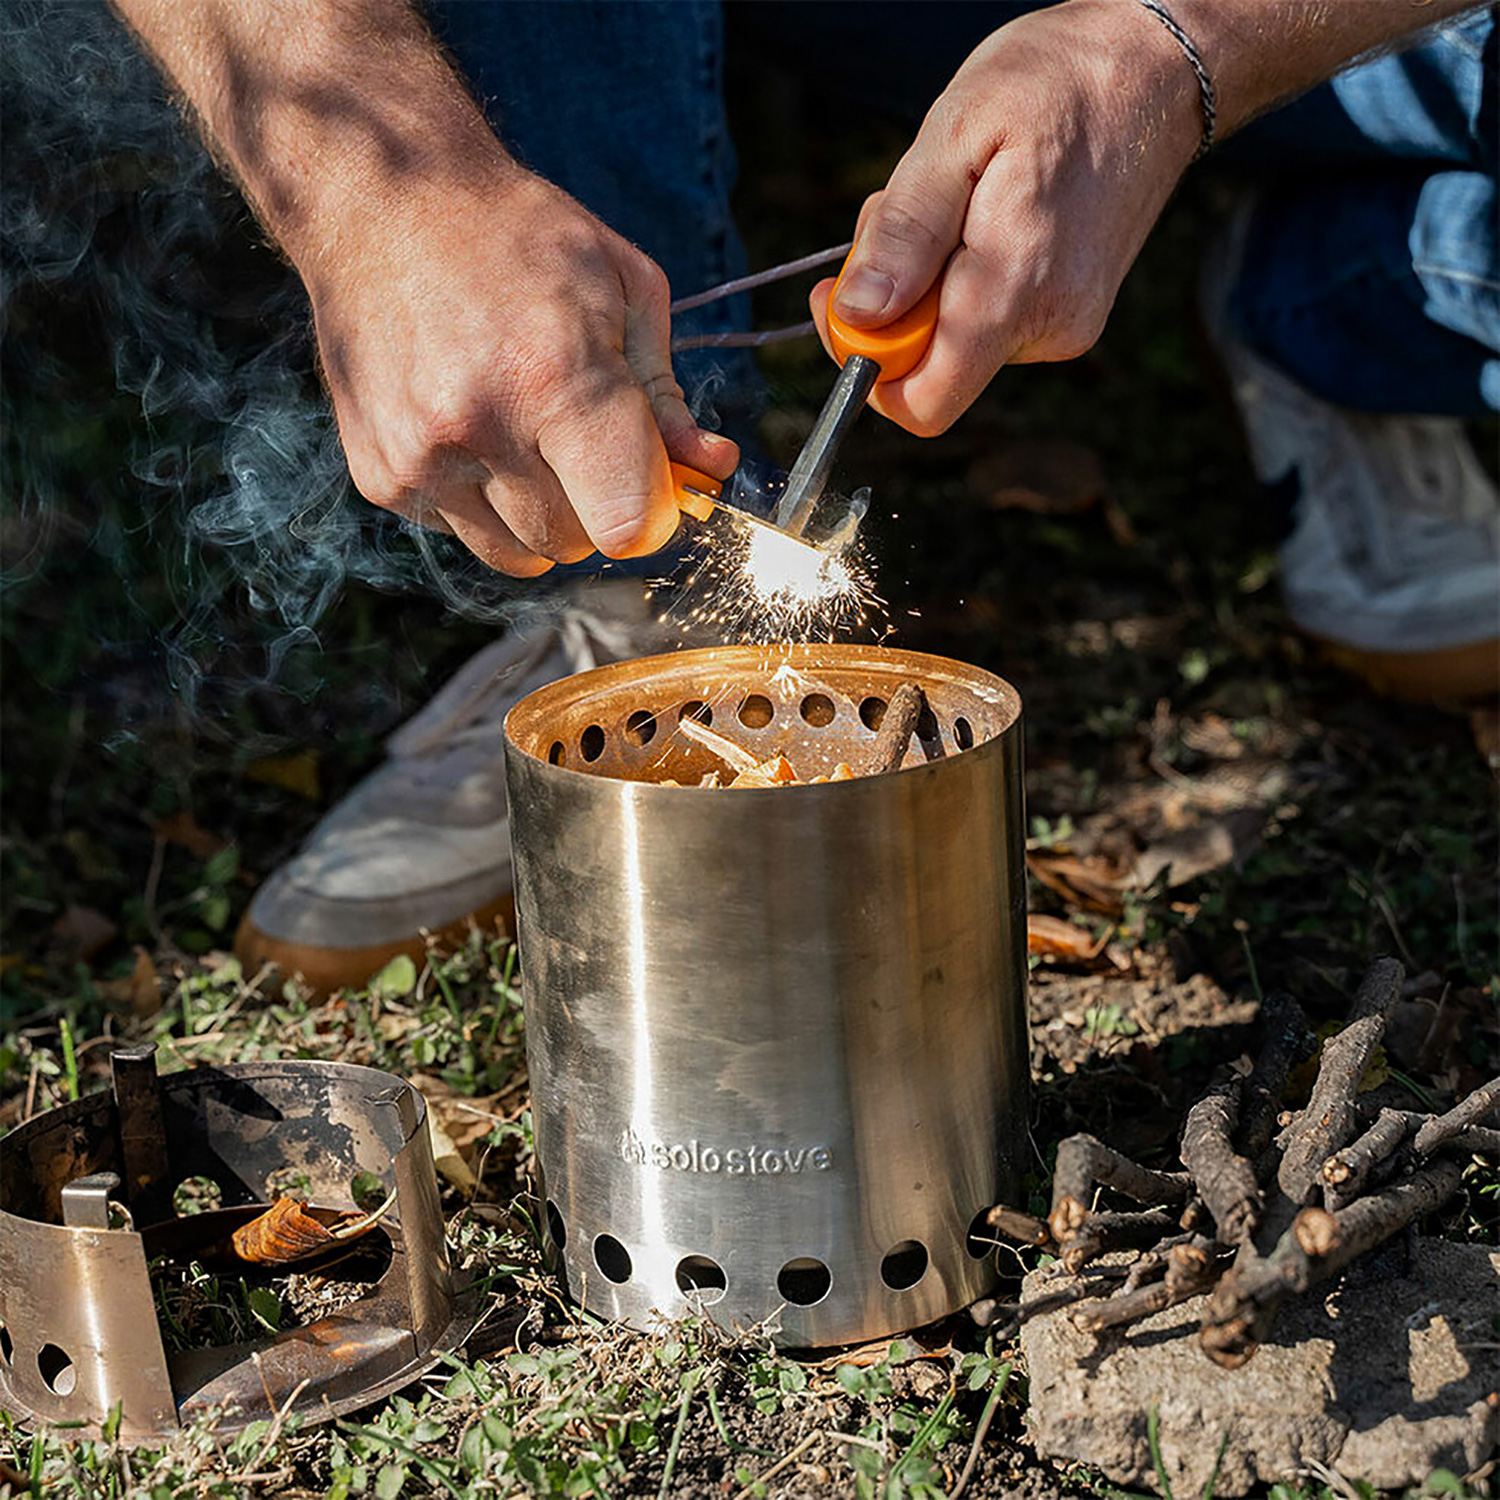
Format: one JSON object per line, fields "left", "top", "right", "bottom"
{"left": 619, "top": 1127, "right": 832, "bottom": 1176}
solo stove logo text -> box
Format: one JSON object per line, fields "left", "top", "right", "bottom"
{"left": 620, "top": 1126, "right": 832, "bottom": 1176}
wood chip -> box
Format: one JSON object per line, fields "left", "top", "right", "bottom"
{"left": 678, "top": 715, "right": 761, "bottom": 773}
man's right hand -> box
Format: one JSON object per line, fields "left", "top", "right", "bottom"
{"left": 306, "top": 164, "right": 738, "bottom": 576}
{"left": 114, "top": 0, "right": 737, "bottom": 576}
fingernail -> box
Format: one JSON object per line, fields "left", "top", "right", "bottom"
{"left": 835, "top": 266, "right": 895, "bottom": 319}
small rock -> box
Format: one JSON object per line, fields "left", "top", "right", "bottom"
{"left": 1021, "top": 1238, "right": 1498, "bottom": 1497}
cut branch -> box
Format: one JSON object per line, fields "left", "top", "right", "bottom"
{"left": 1181, "top": 1075, "right": 1262, "bottom": 1246}
{"left": 1200, "top": 1159, "right": 1463, "bottom": 1368}
{"left": 1122, "top": 1233, "right": 1197, "bottom": 1294}
{"left": 1236, "top": 989, "right": 1317, "bottom": 1162}
{"left": 865, "top": 682, "right": 925, "bottom": 775}
{"left": 1321, "top": 1107, "right": 1412, "bottom": 1209}
{"left": 1060, "top": 1210, "right": 1182, "bottom": 1274}
{"left": 1073, "top": 1238, "right": 1223, "bottom": 1333}
{"left": 1442, "top": 1124, "right": 1500, "bottom": 1156}
{"left": 986, "top": 1205, "right": 1051, "bottom": 1248}
{"left": 1049, "top": 1134, "right": 1193, "bottom": 1247}
{"left": 1275, "top": 957, "right": 1403, "bottom": 1210}
{"left": 1413, "top": 1077, "right": 1500, "bottom": 1156}
{"left": 982, "top": 1265, "right": 1132, "bottom": 1334}
{"left": 1385, "top": 1114, "right": 1500, "bottom": 1158}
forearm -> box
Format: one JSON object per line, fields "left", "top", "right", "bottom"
{"left": 115, "top": 0, "right": 733, "bottom": 572}
{"left": 110, "top": 0, "right": 514, "bottom": 281}
{"left": 1170, "top": 0, "right": 1486, "bottom": 136}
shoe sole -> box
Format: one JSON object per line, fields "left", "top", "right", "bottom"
{"left": 234, "top": 892, "right": 516, "bottom": 998}
{"left": 1310, "top": 633, "right": 1500, "bottom": 704}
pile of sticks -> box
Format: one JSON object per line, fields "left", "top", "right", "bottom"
{"left": 983, "top": 958, "right": 1499, "bottom": 1366}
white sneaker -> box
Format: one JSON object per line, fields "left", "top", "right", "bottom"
{"left": 236, "top": 579, "right": 674, "bottom": 993}
{"left": 1203, "top": 213, "right": 1500, "bottom": 701}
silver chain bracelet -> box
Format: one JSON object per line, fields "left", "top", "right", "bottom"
{"left": 1138, "top": 0, "right": 1217, "bottom": 161}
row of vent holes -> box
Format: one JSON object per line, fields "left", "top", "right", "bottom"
{"left": 547, "top": 1201, "right": 986, "bottom": 1305}
{"left": 554, "top": 700, "right": 717, "bottom": 766}
{"left": 548, "top": 696, "right": 975, "bottom": 766}
{"left": 0, "top": 1323, "right": 77, "bottom": 1397}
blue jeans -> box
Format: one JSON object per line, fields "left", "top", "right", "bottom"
{"left": 426, "top": 1, "right": 1498, "bottom": 429}
{"left": 1221, "top": 7, "right": 1498, "bottom": 415}
{"left": 424, "top": 0, "right": 760, "bottom": 443}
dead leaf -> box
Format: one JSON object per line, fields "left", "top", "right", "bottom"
{"left": 816, "top": 1325, "right": 952, "bottom": 1370}
{"left": 1027, "top": 852, "right": 1126, "bottom": 917}
{"left": 50, "top": 904, "right": 118, "bottom": 963}
{"left": 245, "top": 750, "right": 322, "bottom": 801}
{"left": 411, "top": 1073, "right": 503, "bottom": 1151}
{"left": 153, "top": 810, "right": 228, "bottom": 859}
{"left": 98, "top": 945, "right": 162, "bottom": 1018}
{"left": 128, "top": 946, "right": 161, "bottom": 1017}
{"left": 427, "top": 1109, "right": 478, "bottom": 1194}
{"left": 230, "top": 1194, "right": 387, "bottom": 1265}
{"left": 966, "top": 439, "right": 1107, "bottom": 515}
{"left": 411, "top": 1074, "right": 508, "bottom": 1194}
{"left": 1131, "top": 810, "right": 1264, "bottom": 889}
{"left": 1027, "top": 913, "right": 1108, "bottom": 962}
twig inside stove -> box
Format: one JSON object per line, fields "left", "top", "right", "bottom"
{"left": 865, "top": 681, "right": 927, "bottom": 775}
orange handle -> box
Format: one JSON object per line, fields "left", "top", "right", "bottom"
{"left": 670, "top": 461, "right": 722, "bottom": 523}
{"left": 826, "top": 265, "right": 941, "bottom": 381}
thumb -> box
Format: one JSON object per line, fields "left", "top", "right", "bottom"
{"left": 831, "top": 175, "right": 967, "bottom": 329}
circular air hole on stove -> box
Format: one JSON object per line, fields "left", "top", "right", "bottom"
{"left": 800, "top": 693, "right": 836, "bottom": 727}
{"left": 0, "top": 1320, "right": 13, "bottom": 1366}
{"left": 173, "top": 1176, "right": 223, "bottom": 1217}
{"left": 858, "top": 695, "right": 887, "bottom": 731}
{"left": 625, "top": 710, "right": 657, "bottom": 747}
{"left": 548, "top": 740, "right": 566, "bottom": 766}
{"left": 38, "top": 1343, "right": 75, "bottom": 1396}
{"left": 916, "top": 704, "right": 940, "bottom": 745}
{"left": 738, "top": 694, "right": 774, "bottom": 729}
{"left": 776, "top": 1257, "right": 832, "bottom": 1306}
{"left": 675, "top": 1254, "right": 728, "bottom": 1305}
{"left": 954, "top": 716, "right": 974, "bottom": 750}
{"left": 580, "top": 724, "right": 606, "bottom": 762}
{"left": 594, "top": 1233, "right": 633, "bottom": 1284}
{"left": 880, "top": 1240, "right": 929, "bottom": 1290}
{"left": 679, "top": 700, "right": 713, "bottom": 727}
{"left": 965, "top": 1208, "right": 997, "bottom": 1260}
{"left": 545, "top": 1199, "right": 568, "bottom": 1252}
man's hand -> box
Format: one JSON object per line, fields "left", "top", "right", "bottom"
{"left": 306, "top": 164, "right": 737, "bottom": 576}
{"left": 811, "top": 0, "right": 1201, "bottom": 438}
{"left": 114, "top": 0, "right": 737, "bottom": 576}
{"left": 815, "top": 0, "right": 1483, "bottom": 438}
